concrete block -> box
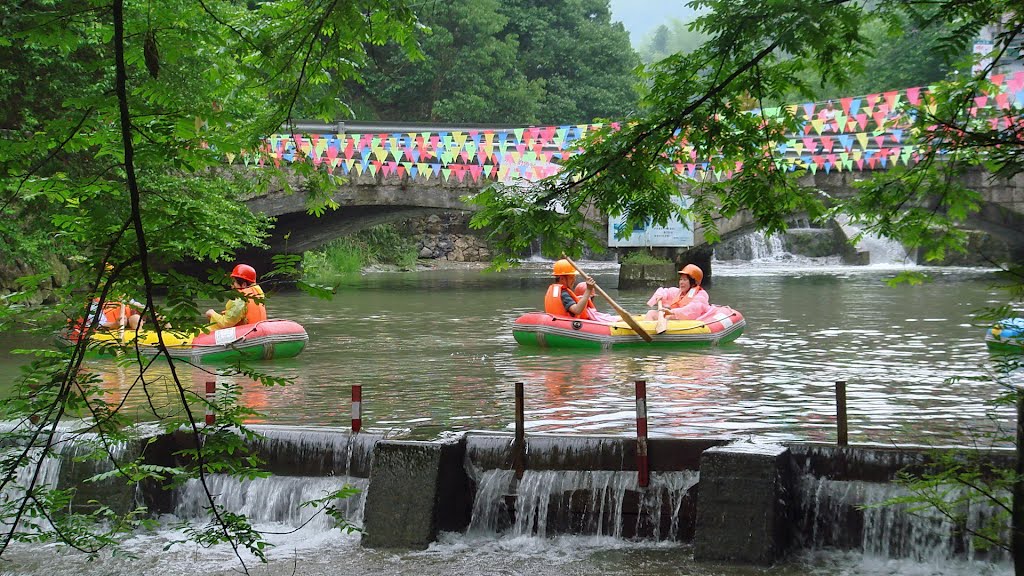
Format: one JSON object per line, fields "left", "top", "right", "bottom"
{"left": 361, "top": 439, "right": 469, "bottom": 549}
{"left": 694, "top": 443, "right": 793, "bottom": 565}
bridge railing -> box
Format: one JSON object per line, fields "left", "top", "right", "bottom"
{"left": 245, "top": 71, "right": 1024, "bottom": 184}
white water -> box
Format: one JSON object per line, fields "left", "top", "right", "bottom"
{"left": 834, "top": 215, "right": 916, "bottom": 265}
{"left": 0, "top": 427, "right": 1013, "bottom": 576}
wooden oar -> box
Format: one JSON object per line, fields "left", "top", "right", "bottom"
{"left": 562, "top": 255, "right": 653, "bottom": 342}
{"left": 655, "top": 303, "right": 669, "bottom": 334}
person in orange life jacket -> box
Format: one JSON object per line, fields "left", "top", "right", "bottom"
{"left": 644, "top": 264, "right": 710, "bottom": 321}
{"left": 544, "top": 259, "right": 596, "bottom": 318}
{"left": 204, "top": 264, "right": 267, "bottom": 329}
{"left": 82, "top": 263, "right": 142, "bottom": 332}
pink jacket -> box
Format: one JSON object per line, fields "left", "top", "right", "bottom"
{"left": 646, "top": 286, "right": 710, "bottom": 320}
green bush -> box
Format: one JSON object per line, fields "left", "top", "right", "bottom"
{"left": 620, "top": 251, "right": 672, "bottom": 265}
{"left": 302, "top": 224, "right": 418, "bottom": 284}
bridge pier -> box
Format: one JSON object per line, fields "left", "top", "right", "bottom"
{"left": 617, "top": 246, "right": 714, "bottom": 289}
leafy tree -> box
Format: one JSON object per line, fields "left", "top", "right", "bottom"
{"left": 347, "top": 0, "right": 541, "bottom": 123}
{"left": 499, "top": 0, "right": 641, "bottom": 124}
{"left": 346, "top": 0, "right": 640, "bottom": 124}
{"left": 0, "top": 0, "right": 419, "bottom": 569}
{"left": 637, "top": 19, "right": 711, "bottom": 64}
{"left": 469, "top": 0, "right": 1024, "bottom": 563}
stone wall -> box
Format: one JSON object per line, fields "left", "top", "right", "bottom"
{"left": 0, "top": 255, "right": 71, "bottom": 305}
{"left": 400, "top": 211, "right": 492, "bottom": 262}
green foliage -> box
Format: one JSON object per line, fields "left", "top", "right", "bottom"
{"left": 0, "top": 0, "right": 421, "bottom": 566}
{"left": 345, "top": 0, "right": 640, "bottom": 124}
{"left": 619, "top": 251, "right": 672, "bottom": 265}
{"left": 302, "top": 224, "right": 418, "bottom": 282}
{"left": 471, "top": 0, "right": 1024, "bottom": 563}
{"left": 300, "top": 485, "right": 364, "bottom": 533}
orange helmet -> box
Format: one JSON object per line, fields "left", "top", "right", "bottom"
{"left": 574, "top": 281, "right": 588, "bottom": 296}
{"left": 552, "top": 259, "right": 576, "bottom": 276}
{"left": 230, "top": 264, "right": 257, "bottom": 284}
{"left": 680, "top": 264, "right": 703, "bottom": 286}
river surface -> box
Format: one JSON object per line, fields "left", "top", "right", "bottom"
{"left": 0, "top": 260, "right": 1015, "bottom": 446}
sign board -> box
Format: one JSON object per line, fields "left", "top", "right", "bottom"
{"left": 607, "top": 196, "right": 694, "bottom": 247}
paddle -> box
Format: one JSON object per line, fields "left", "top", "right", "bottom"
{"left": 562, "top": 255, "right": 653, "bottom": 342}
{"left": 655, "top": 303, "right": 669, "bottom": 334}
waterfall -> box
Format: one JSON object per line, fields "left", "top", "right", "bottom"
{"left": 466, "top": 469, "right": 699, "bottom": 540}
{"left": 834, "top": 215, "right": 915, "bottom": 265}
{"left": 712, "top": 230, "right": 792, "bottom": 262}
{"left": 797, "top": 475, "right": 1009, "bottom": 563}
{"left": 172, "top": 474, "right": 367, "bottom": 530}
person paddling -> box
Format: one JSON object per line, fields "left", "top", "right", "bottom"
{"left": 544, "top": 259, "right": 597, "bottom": 318}
{"left": 205, "top": 264, "right": 267, "bottom": 329}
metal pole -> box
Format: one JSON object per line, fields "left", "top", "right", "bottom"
{"left": 636, "top": 380, "right": 649, "bottom": 488}
{"left": 352, "top": 385, "right": 362, "bottom": 433}
{"left": 205, "top": 381, "right": 216, "bottom": 426}
{"left": 835, "top": 380, "right": 848, "bottom": 446}
{"left": 513, "top": 382, "right": 525, "bottom": 479}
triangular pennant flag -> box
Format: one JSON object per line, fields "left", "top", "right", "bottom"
{"left": 833, "top": 112, "right": 848, "bottom": 133}
{"left": 884, "top": 91, "right": 900, "bottom": 110}
{"left": 906, "top": 87, "right": 921, "bottom": 105}
{"left": 849, "top": 98, "right": 862, "bottom": 117}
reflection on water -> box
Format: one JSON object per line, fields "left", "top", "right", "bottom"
{"left": 0, "top": 263, "right": 1012, "bottom": 446}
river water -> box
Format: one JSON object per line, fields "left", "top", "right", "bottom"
{"left": 0, "top": 260, "right": 1016, "bottom": 446}
{"left": 0, "top": 258, "right": 1018, "bottom": 575}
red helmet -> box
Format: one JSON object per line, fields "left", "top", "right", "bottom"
{"left": 230, "top": 264, "right": 257, "bottom": 284}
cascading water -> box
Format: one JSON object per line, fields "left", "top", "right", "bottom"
{"left": 170, "top": 426, "right": 382, "bottom": 529}
{"left": 834, "top": 214, "right": 915, "bottom": 265}
{"left": 467, "top": 469, "right": 699, "bottom": 540}
{"left": 797, "top": 475, "right": 1009, "bottom": 563}
{"left": 173, "top": 474, "right": 367, "bottom": 529}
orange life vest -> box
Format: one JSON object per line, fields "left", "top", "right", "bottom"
{"left": 667, "top": 287, "right": 703, "bottom": 309}
{"left": 241, "top": 285, "right": 267, "bottom": 325}
{"left": 68, "top": 299, "right": 135, "bottom": 337}
{"left": 544, "top": 283, "right": 581, "bottom": 317}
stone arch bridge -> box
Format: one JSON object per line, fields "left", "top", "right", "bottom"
{"left": 242, "top": 72, "right": 1024, "bottom": 265}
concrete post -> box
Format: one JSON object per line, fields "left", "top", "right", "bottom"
{"left": 361, "top": 439, "right": 470, "bottom": 549}
{"left": 694, "top": 443, "right": 793, "bottom": 565}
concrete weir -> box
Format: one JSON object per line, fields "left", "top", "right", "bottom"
{"left": 44, "top": 427, "right": 1015, "bottom": 566}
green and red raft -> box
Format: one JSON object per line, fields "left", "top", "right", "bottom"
{"left": 513, "top": 305, "right": 745, "bottom": 350}
{"left": 58, "top": 319, "right": 309, "bottom": 363}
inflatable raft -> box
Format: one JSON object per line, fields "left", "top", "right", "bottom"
{"left": 986, "top": 318, "right": 1024, "bottom": 353}
{"left": 513, "top": 306, "right": 745, "bottom": 350}
{"left": 58, "top": 319, "right": 309, "bottom": 363}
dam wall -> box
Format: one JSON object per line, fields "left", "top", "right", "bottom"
{"left": 45, "top": 425, "right": 1013, "bottom": 566}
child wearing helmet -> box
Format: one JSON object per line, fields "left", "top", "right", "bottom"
{"left": 544, "top": 259, "right": 597, "bottom": 318}
{"left": 644, "top": 263, "right": 710, "bottom": 322}
{"left": 204, "top": 264, "right": 268, "bottom": 329}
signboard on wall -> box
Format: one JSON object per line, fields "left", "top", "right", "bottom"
{"left": 607, "top": 196, "right": 694, "bottom": 247}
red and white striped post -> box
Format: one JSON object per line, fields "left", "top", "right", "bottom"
{"left": 205, "top": 380, "right": 216, "bottom": 426}
{"left": 352, "top": 384, "right": 362, "bottom": 433}
{"left": 635, "top": 379, "right": 649, "bottom": 488}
